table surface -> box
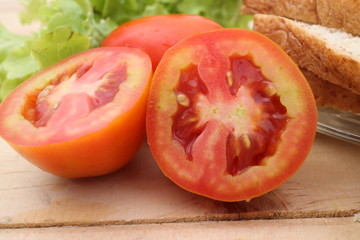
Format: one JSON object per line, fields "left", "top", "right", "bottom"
{"left": 0, "top": 1, "right": 359, "bottom": 239}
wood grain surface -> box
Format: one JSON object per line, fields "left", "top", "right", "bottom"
{"left": 0, "top": 217, "right": 359, "bottom": 240}
{"left": 1, "top": 133, "right": 359, "bottom": 229}
{"left": 0, "top": 1, "right": 359, "bottom": 239}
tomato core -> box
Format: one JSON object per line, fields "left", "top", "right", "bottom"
{"left": 172, "top": 56, "right": 289, "bottom": 175}
{"left": 22, "top": 60, "right": 127, "bottom": 128}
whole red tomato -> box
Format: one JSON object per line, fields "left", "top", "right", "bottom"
{"left": 0, "top": 47, "right": 152, "bottom": 178}
{"left": 146, "top": 29, "right": 317, "bottom": 202}
{"left": 101, "top": 14, "right": 222, "bottom": 70}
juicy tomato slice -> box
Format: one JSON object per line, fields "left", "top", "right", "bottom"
{"left": 146, "top": 29, "right": 317, "bottom": 202}
{"left": 101, "top": 14, "right": 222, "bottom": 70}
{"left": 0, "top": 47, "right": 152, "bottom": 178}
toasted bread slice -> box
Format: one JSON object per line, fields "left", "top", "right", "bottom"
{"left": 253, "top": 14, "right": 360, "bottom": 95}
{"left": 242, "top": 0, "right": 317, "bottom": 23}
{"left": 242, "top": 0, "right": 360, "bottom": 36}
{"left": 302, "top": 69, "right": 360, "bottom": 113}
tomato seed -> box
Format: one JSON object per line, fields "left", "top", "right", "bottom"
{"left": 176, "top": 93, "right": 190, "bottom": 106}
{"left": 226, "top": 71, "right": 234, "bottom": 87}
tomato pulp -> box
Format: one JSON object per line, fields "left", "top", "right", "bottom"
{"left": 146, "top": 29, "right": 317, "bottom": 202}
{"left": 101, "top": 14, "right": 222, "bottom": 70}
{"left": 0, "top": 47, "right": 152, "bottom": 178}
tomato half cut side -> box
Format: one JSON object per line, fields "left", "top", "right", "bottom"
{"left": 146, "top": 29, "right": 317, "bottom": 202}
{"left": 0, "top": 47, "right": 152, "bottom": 178}
{"left": 101, "top": 14, "right": 222, "bottom": 70}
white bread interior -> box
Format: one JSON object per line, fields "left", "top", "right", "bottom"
{"left": 242, "top": 0, "right": 360, "bottom": 36}
{"left": 253, "top": 14, "right": 360, "bottom": 97}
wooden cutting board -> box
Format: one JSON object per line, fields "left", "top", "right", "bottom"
{"left": 0, "top": 133, "right": 359, "bottom": 229}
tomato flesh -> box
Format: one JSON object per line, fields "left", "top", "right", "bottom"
{"left": 23, "top": 62, "right": 127, "bottom": 128}
{"left": 0, "top": 47, "right": 152, "bottom": 178}
{"left": 146, "top": 29, "right": 317, "bottom": 202}
{"left": 172, "top": 64, "right": 209, "bottom": 160}
{"left": 172, "top": 57, "right": 289, "bottom": 176}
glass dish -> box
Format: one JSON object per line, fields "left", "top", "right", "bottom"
{"left": 317, "top": 107, "right": 360, "bottom": 145}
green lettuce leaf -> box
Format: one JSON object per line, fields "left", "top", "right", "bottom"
{"left": 0, "top": 0, "right": 117, "bottom": 100}
{"left": 0, "top": 24, "right": 39, "bottom": 101}
{"left": 175, "top": 0, "right": 248, "bottom": 28}
{"left": 31, "top": 27, "right": 90, "bottom": 69}
{"left": 0, "top": 0, "right": 252, "bottom": 101}
{"left": 20, "top": 0, "right": 118, "bottom": 47}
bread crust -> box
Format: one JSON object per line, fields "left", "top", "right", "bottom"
{"left": 242, "top": 0, "right": 360, "bottom": 36}
{"left": 242, "top": 0, "right": 317, "bottom": 23}
{"left": 302, "top": 69, "right": 360, "bottom": 113}
{"left": 253, "top": 14, "right": 360, "bottom": 95}
{"left": 317, "top": 0, "right": 360, "bottom": 36}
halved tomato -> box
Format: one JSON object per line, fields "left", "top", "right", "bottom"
{"left": 0, "top": 47, "right": 152, "bottom": 178}
{"left": 146, "top": 29, "right": 317, "bottom": 202}
{"left": 101, "top": 14, "right": 222, "bottom": 70}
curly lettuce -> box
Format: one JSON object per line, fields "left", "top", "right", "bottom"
{"left": 0, "top": 0, "right": 252, "bottom": 101}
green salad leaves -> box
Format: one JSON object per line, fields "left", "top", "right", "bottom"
{"left": 0, "top": 0, "right": 252, "bottom": 101}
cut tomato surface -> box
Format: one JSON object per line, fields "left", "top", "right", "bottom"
{"left": 146, "top": 29, "right": 317, "bottom": 202}
{"left": 0, "top": 47, "right": 152, "bottom": 178}
{"left": 101, "top": 14, "right": 222, "bottom": 70}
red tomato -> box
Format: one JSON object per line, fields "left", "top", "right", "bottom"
{"left": 0, "top": 47, "right": 152, "bottom": 178}
{"left": 101, "top": 14, "right": 222, "bottom": 70}
{"left": 146, "top": 29, "right": 317, "bottom": 202}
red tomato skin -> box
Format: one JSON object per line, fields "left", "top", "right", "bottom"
{"left": 101, "top": 14, "right": 222, "bottom": 70}
{"left": 146, "top": 29, "right": 318, "bottom": 202}
{"left": 0, "top": 47, "right": 152, "bottom": 178}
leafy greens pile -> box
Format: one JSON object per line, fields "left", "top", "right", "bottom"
{"left": 0, "top": 0, "right": 252, "bottom": 101}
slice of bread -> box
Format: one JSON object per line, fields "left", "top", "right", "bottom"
{"left": 242, "top": 0, "right": 317, "bottom": 23}
{"left": 302, "top": 69, "right": 360, "bottom": 113}
{"left": 252, "top": 14, "right": 360, "bottom": 96}
{"left": 241, "top": 0, "right": 360, "bottom": 36}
